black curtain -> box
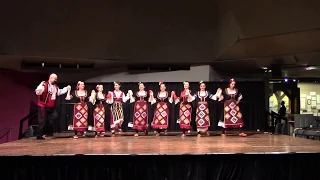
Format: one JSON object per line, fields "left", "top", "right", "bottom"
{"left": 55, "top": 81, "right": 266, "bottom": 133}
{"left": 2, "top": 154, "right": 320, "bottom": 180}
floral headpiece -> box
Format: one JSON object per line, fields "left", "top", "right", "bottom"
{"left": 229, "top": 78, "right": 235, "bottom": 83}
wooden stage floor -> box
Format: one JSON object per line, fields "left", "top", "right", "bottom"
{"left": 0, "top": 132, "right": 319, "bottom": 156}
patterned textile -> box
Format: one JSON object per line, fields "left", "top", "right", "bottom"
{"left": 195, "top": 102, "right": 210, "bottom": 132}
{"left": 110, "top": 102, "right": 124, "bottom": 130}
{"left": 73, "top": 102, "right": 88, "bottom": 131}
{"left": 151, "top": 102, "right": 169, "bottom": 129}
{"left": 94, "top": 104, "right": 105, "bottom": 132}
{"left": 133, "top": 101, "right": 148, "bottom": 130}
{"left": 179, "top": 103, "right": 192, "bottom": 129}
{"left": 224, "top": 100, "right": 243, "bottom": 128}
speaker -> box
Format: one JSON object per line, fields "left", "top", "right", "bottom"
{"left": 23, "top": 125, "right": 39, "bottom": 138}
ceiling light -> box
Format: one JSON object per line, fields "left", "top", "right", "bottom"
{"left": 269, "top": 81, "right": 281, "bottom": 84}
{"left": 306, "top": 66, "right": 317, "bottom": 70}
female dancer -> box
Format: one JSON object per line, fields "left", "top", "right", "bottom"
{"left": 149, "top": 82, "right": 176, "bottom": 136}
{"left": 65, "top": 81, "right": 89, "bottom": 139}
{"left": 217, "top": 78, "right": 247, "bottom": 137}
{"left": 191, "top": 81, "right": 222, "bottom": 137}
{"left": 106, "top": 81, "right": 130, "bottom": 137}
{"left": 175, "top": 81, "right": 194, "bottom": 137}
{"left": 128, "top": 82, "right": 152, "bottom": 137}
{"left": 89, "top": 84, "right": 106, "bottom": 138}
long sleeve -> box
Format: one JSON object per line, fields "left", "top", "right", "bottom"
{"left": 58, "top": 87, "right": 68, "bottom": 96}
{"left": 169, "top": 96, "right": 179, "bottom": 104}
{"left": 237, "top": 93, "right": 243, "bottom": 101}
{"left": 122, "top": 93, "right": 130, "bottom": 103}
{"left": 208, "top": 92, "right": 217, "bottom": 101}
{"left": 129, "top": 95, "right": 135, "bottom": 103}
{"left": 89, "top": 91, "right": 96, "bottom": 105}
{"left": 149, "top": 94, "right": 157, "bottom": 105}
{"left": 169, "top": 91, "right": 179, "bottom": 104}
{"left": 35, "top": 84, "right": 44, "bottom": 95}
{"left": 216, "top": 88, "right": 225, "bottom": 102}
{"left": 127, "top": 90, "right": 135, "bottom": 103}
{"left": 65, "top": 91, "right": 73, "bottom": 100}
{"left": 89, "top": 96, "right": 96, "bottom": 105}
{"left": 174, "top": 92, "right": 183, "bottom": 104}
{"left": 106, "top": 92, "right": 113, "bottom": 104}
{"left": 187, "top": 93, "right": 195, "bottom": 102}
{"left": 188, "top": 93, "right": 196, "bottom": 102}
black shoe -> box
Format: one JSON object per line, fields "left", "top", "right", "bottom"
{"left": 36, "top": 136, "right": 45, "bottom": 140}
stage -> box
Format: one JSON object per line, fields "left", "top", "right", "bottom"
{"left": 0, "top": 132, "right": 320, "bottom": 180}
{"left": 0, "top": 132, "right": 319, "bottom": 155}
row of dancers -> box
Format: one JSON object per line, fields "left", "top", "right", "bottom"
{"left": 35, "top": 73, "right": 246, "bottom": 140}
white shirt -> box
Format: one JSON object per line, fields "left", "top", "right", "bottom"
{"left": 35, "top": 82, "right": 68, "bottom": 96}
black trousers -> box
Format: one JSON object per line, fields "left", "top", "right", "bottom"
{"left": 37, "top": 106, "right": 58, "bottom": 137}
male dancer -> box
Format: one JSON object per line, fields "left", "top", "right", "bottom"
{"left": 35, "top": 73, "right": 71, "bottom": 140}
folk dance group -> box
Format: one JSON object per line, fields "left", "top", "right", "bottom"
{"left": 35, "top": 73, "right": 247, "bottom": 140}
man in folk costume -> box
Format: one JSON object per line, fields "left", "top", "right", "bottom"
{"left": 35, "top": 73, "right": 71, "bottom": 140}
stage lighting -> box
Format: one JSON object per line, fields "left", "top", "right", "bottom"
{"left": 293, "top": 79, "right": 296, "bottom": 82}
{"left": 306, "top": 66, "right": 317, "bottom": 71}
{"left": 284, "top": 78, "right": 288, "bottom": 82}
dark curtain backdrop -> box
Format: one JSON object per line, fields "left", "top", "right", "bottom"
{"left": 2, "top": 154, "right": 320, "bottom": 180}
{"left": 55, "top": 81, "right": 266, "bottom": 132}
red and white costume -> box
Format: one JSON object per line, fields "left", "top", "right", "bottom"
{"left": 35, "top": 81, "right": 68, "bottom": 139}
{"left": 106, "top": 90, "right": 130, "bottom": 133}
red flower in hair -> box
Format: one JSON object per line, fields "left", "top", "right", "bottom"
{"left": 159, "top": 82, "right": 164, "bottom": 85}
{"left": 229, "top": 78, "right": 235, "bottom": 83}
{"left": 96, "top": 85, "right": 100, "bottom": 90}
